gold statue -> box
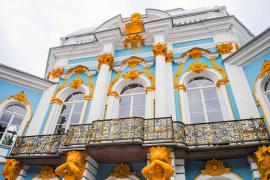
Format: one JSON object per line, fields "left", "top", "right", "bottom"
{"left": 2, "top": 159, "right": 23, "bottom": 180}
{"left": 55, "top": 151, "right": 86, "bottom": 180}
{"left": 141, "top": 146, "right": 174, "bottom": 180}
{"left": 254, "top": 146, "right": 270, "bottom": 180}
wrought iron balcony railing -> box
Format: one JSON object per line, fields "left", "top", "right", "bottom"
{"left": 10, "top": 117, "right": 269, "bottom": 156}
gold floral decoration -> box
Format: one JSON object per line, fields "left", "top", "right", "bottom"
{"left": 123, "top": 57, "right": 144, "bottom": 69}
{"left": 65, "top": 65, "right": 91, "bottom": 76}
{"left": 123, "top": 70, "right": 143, "bottom": 80}
{"left": 50, "top": 79, "right": 67, "bottom": 105}
{"left": 165, "top": 52, "right": 173, "bottom": 62}
{"left": 201, "top": 159, "right": 231, "bottom": 176}
{"left": 48, "top": 67, "right": 64, "bottom": 79}
{"left": 8, "top": 91, "right": 29, "bottom": 105}
{"left": 98, "top": 53, "right": 114, "bottom": 70}
{"left": 216, "top": 78, "right": 230, "bottom": 87}
{"left": 258, "top": 60, "right": 270, "bottom": 79}
{"left": 216, "top": 42, "right": 233, "bottom": 55}
{"left": 2, "top": 159, "right": 23, "bottom": 180}
{"left": 174, "top": 64, "right": 184, "bottom": 89}
{"left": 69, "top": 78, "right": 84, "bottom": 89}
{"left": 254, "top": 146, "right": 270, "bottom": 180}
{"left": 142, "top": 146, "right": 174, "bottom": 180}
{"left": 55, "top": 151, "right": 87, "bottom": 180}
{"left": 36, "top": 166, "right": 57, "bottom": 179}
{"left": 107, "top": 71, "right": 121, "bottom": 97}
{"left": 152, "top": 43, "right": 167, "bottom": 57}
{"left": 175, "top": 84, "right": 186, "bottom": 91}
{"left": 181, "top": 48, "right": 212, "bottom": 61}
{"left": 123, "top": 13, "right": 145, "bottom": 50}
{"left": 145, "top": 67, "right": 155, "bottom": 92}
{"left": 187, "top": 62, "right": 208, "bottom": 73}
{"left": 109, "top": 163, "right": 136, "bottom": 178}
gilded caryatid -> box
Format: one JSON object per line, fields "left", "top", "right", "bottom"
{"left": 97, "top": 53, "right": 114, "bottom": 70}
{"left": 141, "top": 146, "right": 174, "bottom": 180}
{"left": 254, "top": 146, "right": 270, "bottom": 180}
{"left": 2, "top": 159, "right": 23, "bottom": 180}
{"left": 55, "top": 151, "right": 87, "bottom": 180}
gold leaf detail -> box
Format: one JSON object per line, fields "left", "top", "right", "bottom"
{"left": 98, "top": 53, "right": 114, "bottom": 70}
{"left": 2, "top": 159, "right": 23, "bottom": 180}
{"left": 174, "top": 64, "right": 184, "bottom": 89}
{"left": 123, "top": 34, "right": 145, "bottom": 50}
{"left": 107, "top": 71, "right": 121, "bottom": 96}
{"left": 181, "top": 48, "right": 212, "bottom": 61}
{"left": 124, "top": 13, "right": 144, "bottom": 35}
{"left": 8, "top": 91, "right": 29, "bottom": 105}
{"left": 50, "top": 98, "right": 63, "bottom": 105}
{"left": 201, "top": 159, "right": 231, "bottom": 176}
{"left": 152, "top": 43, "right": 167, "bottom": 57}
{"left": 254, "top": 146, "right": 270, "bottom": 180}
{"left": 123, "top": 70, "right": 142, "bottom": 80}
{"left": 216, "top": 42, "right": 233, "bottom": 55}
{"left": 109, "top": 163, "right": 136, "bottom": 178}
{"left": 36, "top": 166, "right": 57, "bottom": 179}
{"left": 48, "top": 67, "right": 64, "bottom": 79}
{"left": 69, "top": 78, "right": 84, "bottom": 89}
{"left": 258, "top": 60, "right": 270, "bottom": 79}
{"left": 187, "top": 62, "right": 208, "bottom": 73}
{"left": 166, "top": 52, "right": 173, "bottom": 62}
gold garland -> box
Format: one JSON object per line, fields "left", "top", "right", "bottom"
{"left": 257, "top": 60, "right": 270, "bottom": 79}
{"left": 145, "top": 67, "right": 155, "bottom": 92}
{"left": 173, "top": 63, "right": 184, "bottom": 89}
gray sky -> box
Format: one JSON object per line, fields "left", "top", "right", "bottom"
{"left": 0, "top": 0, "right": 269, "bottom": 78}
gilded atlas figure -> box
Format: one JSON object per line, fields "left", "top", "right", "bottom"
{"left": 141, "top": 146, "right": 174, "bottom": 180}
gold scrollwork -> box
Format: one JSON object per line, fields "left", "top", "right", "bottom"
{"left": 254, "top": 145, "right": 270, "bottom": 180}
{"left": 173, "top": 63, "right": 184, "bottom": 89}
{"left": 123, "top": 70, "right": 143, "bottom": 80}
{"left": 257, "top": 60, "right": 270, "bottom": 79}
{"left": 47, "top": 67, "right": 64, "bottom": 79}
{"left": 145, "top": 67, "right": 155, "bottom": 92}
{"left": 2, "top": 159, "right": 23, "bottom": 180}
{"left": 201, "top": 159, "right": 231, "bottom": 176}
{"left": 122, "top": 57, "right": 145, "bottom": 69}
{"left": 107, "top": 71, "right": 121, "bottom": 97}
{"left": 98, "top": 53, "right": 114, "bottom": 70}
{"left": 36, "top": 166, "right": 57, "bottom": 179}
{"left": 84, "top": 76, "right": 95, "bottom": 100}
{"left": 69, "top": 78, "right": 84, "bottom": 89}
{"left": 7, "top": 91, "right": 29, "bottom": 105}
{"left": 165, "top": 52, "right": 173, "bottom": 63}
{"left": 209, "top": 59, "right": 229, "bottom": 87}
{"left": 181, "top": 48, "right": 212, "bottom": 61}
{"left": 216, "top": 42, "right": 233, "bottom": 55}
{"left": 187, "top": 62, "right": 208, "bottom": 73}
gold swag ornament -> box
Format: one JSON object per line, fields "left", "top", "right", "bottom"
{"left": 141, "top": 146, "right": 174, "bottom": 180}
{"left": 55, "top": 151, "right": 87, "bottom": 180}
{"left": 201, "top": 159, "right": 231, "bottom": 176}
{"left": 123, "top": 13, "right": 145, "bottom": 50}
{"left": 2, "top": 159, "right": 23, "bottom": 180}
{"left": 254, "top": 145, "right": 270, "bottom": 180}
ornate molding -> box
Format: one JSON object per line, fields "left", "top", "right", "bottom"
{"left": 2, "top": 159, "right": 23, "bottom": 180}
{"left": 165, "top": 52, "right": 173, "bottom": 62}
{"left": 145, "top": 67, "right": 155, "bottom": 92}
{"left": 123, "top": 70, "right": 143, "bottom": 80}
{"left": 98, "top": 53, "right": 114, "bottom": 70}
{"left": 69, "top": 78, "right": 84, "bottom": 89}
{"left": 216, "top": 42, "right": 233, "bottom": 55}
{"left": 122, "top": 57, "right": 145, "bottom": 69}
{"left": 152, "top": 43, "right": 167, "bottom": 57}
{"left": 187, "top": 62, "right": 208, "bottom": 73}
{"left": 108, "top": 91, "right": 120, "bottom": 98}
{"left": 181, "top": 47, "right": 212, "bottom": 61}
{"left": 254, "top": 146, "right": 270, "bottom": 180}
{"left": 84, "top": 76, "right": 95, "bottom": 100}
{"left": 55, "top": 151, "right": 87, "bottom": 180}
{"left": 50, "top": 79, "right": 67, "bottom": 105}
{"left": 216, "top": 78, "right": 229, "bottom": 88}
{"left": 108, "top": 71, "right": 121, "bottom": 97}
{"left": 201, "top": 159, "right": 231, "bottom": 176}
{"left": 109, "top": 163, "right": 136, "bottom": 178}
{"left": 174, "top": 64, "right": 184, "bottom": 89}
{"left": 50, "top": 97, "right": 63, "bottom": 105}
{"left": 8, "top": 91, "right": 29, "bottom": 105}
{"left": 36, "top": 166, "right": 57, "bottom": 179}
{"left": 142, "top": 146, "right": 174, "bottom": 180}
{"left": 47, "top": 67, "right": 64, "bottom": 79}
{"left": 66, "top": 65, "right": 88, "bottom": 76}
{"left": 175, "top": 84, "right": 186, "bottom": 91}
{"left": 123, "top": 34, "right": 145, "bottom": 50}
{"left": 258, "top": 60, "right": 270, "bottom": 79}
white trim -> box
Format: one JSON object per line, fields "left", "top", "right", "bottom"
{"left": 179, "top": 69, "right": 234, "bottom": 124}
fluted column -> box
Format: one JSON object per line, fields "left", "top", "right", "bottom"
{"left": 88, "top": 51, "right": 114, "bottom": 123}
{"left": 152, "top": 43, "right": 169, "bottom": 118}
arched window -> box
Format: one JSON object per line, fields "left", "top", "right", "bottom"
{"left": 0, "top": 104, "right": 26, "bottom": 145}
{"left": 119, "top": 84, "right": 145, "bottom": 118}
{"left": 187, "top": 77, "right": 223, "bottom": 124}
{"left": 265, "top": 79, "right": 270, "bottom": 103}
{"left": 55, "top": 92, "right": 85, "bottom": 134}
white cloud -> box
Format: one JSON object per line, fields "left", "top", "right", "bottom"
{"left": 0, "top": 0, "right": 269, "bottom": 77}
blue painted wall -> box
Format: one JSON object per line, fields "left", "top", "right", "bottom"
{"left": 185, "top": 158, "right": 252, "bottom": 180}
{"left": 97, "top": 163, "right": 146, "bottom": 179}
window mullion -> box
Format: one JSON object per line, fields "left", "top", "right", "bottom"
{"left": 1, "top": 114, "right": 14, "bottom": 143}
{"left": 66, "top": 102, "right": 75, "bottom": 132}
{"left": 200, "top": 89, "right": 208, "bottom": 122}
{"left": 130, "top": 95, "right": 134, "bottom": 117}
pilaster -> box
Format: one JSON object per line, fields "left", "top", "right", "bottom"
{"left": 82, "top": 156, "right": 99, "bottom": 180}
{"left": 247, "top": 156, "right": 261, "bottom": 180}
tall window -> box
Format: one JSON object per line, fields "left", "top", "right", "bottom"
{"left": 55, "top": 92, "right": 85, "bottom": 134}
{"left": 119, "top": 84, "right": 145, "bottom": 118}
{"left": 187, "top": 77, "right": 223, "bottom": 124}
{"left": 265, "top": 79, "right": 270, "bottom": 103}
{"left": 0, "top": 104, "right": 26, "bottom": 145}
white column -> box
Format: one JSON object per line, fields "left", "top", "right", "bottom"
{"left": 82, "top": 156, "right": 99, "bottom": 180}
{"left": 87, "top": 44, "right": 114, "bottom": 123}
{"left": 154, "top": 35, "right": 169, "bottom": 118}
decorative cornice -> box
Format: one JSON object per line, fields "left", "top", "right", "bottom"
{"left": 7, "top": 91, "right": 29, "bottom": 105}
{"left": 257, "top": 60, "right": 270, "bottom": 79}
{"left": 36, "top": 166, "right": 57, "bottom": 179}
{"left": 2, "top": 159, "right": 23, "bottom": 180}
{"left": 216, "top": 42, "right": 233, "bottom": 55}
{"left": 152, "top": 43, "right": 167, "bottom": 57}
{"left": 201, "top": 159, "right": 231, "bottom": 176}
{"left": 187, "top": 62, "right": 208, "bottom": 73}
{"left": 123, "top": 70, "right": 143, "bottom": 80}
{"left": 98, "top": 53, "right": 114, "bottom": 70}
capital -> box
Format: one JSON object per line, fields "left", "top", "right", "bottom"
{"left": 152, "top": 43, "right": 168, "bottom": 57}
{"left": 98, "top": 53, "right": 114, "bottom": 70}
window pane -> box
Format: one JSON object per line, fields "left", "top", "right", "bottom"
{"left": 133, "top": 106, "right": 145, "bottom": 117}
{"left": 70, "top": 113, "right": 81, "bottom": 124}
{"left": 0, "top": 112, "right": 12, "bottom": 124}
{"left": 205, "top": 99, "right": 221, "bottom": 111}
{"left": 119, "top": 96, "right": 131, "bottom": 107}
{"left": 9, "top": 116, "right": 22, "bottom": 132}
{"left": 0, "top": 122, "right": 8, "bottom": 133}
{"left": 265, "top": 80, "right": 270, "bottom": 91}
{"left": 187, "top": 89, "right": 201, "bottom": 102}
{"left": 190, "top": 113, "right": 205, "bottom": 123}
{"left": 267, "top": 94, "right": 270, "bottom": 102}
{"left": 57, "top": 114, "right": 69, "bottom": 125}
{"left": 61, "top": 104, "right": 72, "bottom": 114}
{"left": 73, "top": 93, "right": 84, "bottom": 101}
{"left": 203, "top": 88, "right": 218, "bottom": 100}
{"left": 201, "top": 78, "right": 214, "bottom": 86}
{"left": 5, "top": 105, "right": 15, "bottom": 113}
{"left": 132, "top": 86, "right": 144, "bottom": 93}
{"left": 73, "top": 102, "right": 84, "bottom": 113}
{"left": 189, "top": 101, "right": 204, "bottom": 113}
{"left": 207, "top": 111, "right": 223, "bottom": 122}
{"left": 133, "top": 94, "right": 145, "bottom": 106}
{"left": 119, "top": 107, "right": 130, "bottom": 118}
{"left": 13, "top": 105, "right": 26, "bottom": 116}
{"left": 55, "top": 124, "right": 66, "bottom": 134}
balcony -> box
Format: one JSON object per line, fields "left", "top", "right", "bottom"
{"left": 9, "top": 118, "right": 270, "bottom": 164}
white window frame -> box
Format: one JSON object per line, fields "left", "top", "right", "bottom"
{"left": 179, "top": 69, "right": 234, "bottom": 124}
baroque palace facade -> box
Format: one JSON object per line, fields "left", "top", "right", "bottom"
{"left": 0, "top": 6, "right": 270, "bottom": 180}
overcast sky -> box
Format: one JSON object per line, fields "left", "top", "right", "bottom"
{"left": 0, "top": 0, "right": 269, "bottom": 78}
